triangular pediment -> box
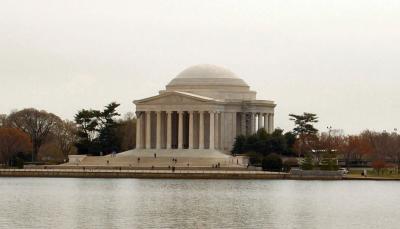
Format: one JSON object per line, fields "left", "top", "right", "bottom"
{"left": 134, "top": 91, "right": 218, "bottom": 105}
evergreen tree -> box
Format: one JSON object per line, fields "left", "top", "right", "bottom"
{"left": 232, "top": 135, "right": 246, "bottom": 155}
{"left": 74, "top": 102, "right": 121, "bottom": 155}
{"left": 301, "top": 153, "right": 314, "bottom": 170}
{"left": 289, "top": 112, "right": 319, "bottom": 157}
{"left": 262, "top": 153, "right": 283, "bottom": 172}
{"left": 97, "top": 102, "right": 121, "bottom": 153}
{"left": 320, "top": 152, "right": 339, "bottom": 171}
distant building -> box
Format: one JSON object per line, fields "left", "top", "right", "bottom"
{"left": 134, "top": 64, "right": 276, "bottom": 154}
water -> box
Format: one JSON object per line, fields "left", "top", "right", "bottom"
{"left": 0, "top": 178, "right": 399, "bottom": 229}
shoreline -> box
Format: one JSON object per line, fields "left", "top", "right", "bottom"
{"left": 0, "top": 169, "right": 289, "bottom": 180}
{"left": 0, "top": 169, "right": 336, "bottom": 180}
{"left": 1, "top": 169, "right": 399, "bottom": 181}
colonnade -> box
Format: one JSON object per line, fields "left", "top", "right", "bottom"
{"left": 136, "top": 111, "right": 274, "bottom": 150}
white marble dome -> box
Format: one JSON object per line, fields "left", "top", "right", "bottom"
{"left": 167, "top": 64, "right": 249, "bottom": 88}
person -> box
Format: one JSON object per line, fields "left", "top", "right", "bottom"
{"left": 137, "top": 157, "right": 140, "bottom": 163}
{"left": 107, "top": 160, "right": 109, "bottom": 165}
{"left": 154, "top": 153, "right": 157, "bottom": 158}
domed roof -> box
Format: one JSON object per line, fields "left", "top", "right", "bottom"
{"left": 167, "top": 64, "right": 249, "bottom": 88}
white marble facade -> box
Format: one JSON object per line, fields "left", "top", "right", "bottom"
{"left": 134, "top": 64, "right": 276, "bottom": 153}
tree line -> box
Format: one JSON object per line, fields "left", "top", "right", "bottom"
{"left": 1, "top": 106, "right": 399, "bottom": 172}
{"left": 232, "top": 112, "right": 400, "bottom": 172}
{"left": 0, "top": 102, "right": 136, "bottom": 166}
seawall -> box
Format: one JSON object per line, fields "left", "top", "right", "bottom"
{"left": 0, "top": 169, "right": 343, "bottom": 180}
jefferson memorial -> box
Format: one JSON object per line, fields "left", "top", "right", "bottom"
{"left": 134, "top": 64, "right": 276, "bottom": 154}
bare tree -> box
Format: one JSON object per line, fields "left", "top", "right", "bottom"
{"left": 116, "top": 112, "right": 136, "bottom": 151}
{"left": 54, "top": 120, "right": 78, "bottom": 160}
{"left": 0, "top": 128, "right": 31, "bottom": 165}
{"left": 7, "top": 108, "right": 62, "bottom": 162}
{"left": 383, "top": 133, "right": 400, "bottom": 173}
{"left": 0, "top": 114, "right": 7, "bottom": 127}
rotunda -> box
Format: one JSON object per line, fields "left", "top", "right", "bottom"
{"left": 134, "top": 64, "right": 276, "bottom": 153}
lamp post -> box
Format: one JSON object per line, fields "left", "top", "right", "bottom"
{"left": 327, "top": 126, "right": 332, "bottom": 153}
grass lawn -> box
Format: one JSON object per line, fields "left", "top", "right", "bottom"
{"left": 347, "top": 169, "right": 400, "bottom": 179}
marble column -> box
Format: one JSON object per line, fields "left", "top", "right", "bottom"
{"left": 241, "top": 112, "right": 246, "bottom": 135}
{"left": 136, "top": 112, "right": 141, "bottom": 149}
{"left": 220, "top": 112, "right": 225, "bottom": 150}
{"left": 199, "top": 111, "right": 204, "bottom": 149}
{"left": 166, "top": 111, "right": 172, "bottom": 149}
{"left": 258, "top": 113, "right": 262, "bottom": 131}
{"left": 188, "top": 111, "right": 194, "bottom": 149}
{"left": 269, "top": 113, "right": 274, "bottom": 133}
{"left": 215, "top": 112, "right": 219, "bottom": 149}
{"left": 232, "top": 112, "right": 237, "bottom": 138}
{"left": 146, "top": 111, "right": 151, "bottom": 149}
{"left": 264, "top": 113, "right": 268, "bottom": 132}
{"left": 156, "top": 111, "right": 161, "bottom": 149}
{"left": 209, "top": 111, "right": 215, "bottom": 150}
{"left": 178, "top": 111, "right": 183, "bottom": 149}
{"left": 250, "top": 113, "right": 256, "bottom": 134}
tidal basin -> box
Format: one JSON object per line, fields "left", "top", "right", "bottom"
{"left": 1, "top": 178, "right": 399, "bottom": 229}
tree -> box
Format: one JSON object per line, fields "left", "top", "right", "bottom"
{"left": 231, "top": 129, "right": 296, "bottom": 157}
{"left": 283, "top": 158, "right": 299, "bottom": 172}
{"left": 388, "top": 134, "right": 400, "bottom": 174}
{"left": 339, "top": 135, "right": 372, "bottom": 167}
{"left": 289, "top": 113, "right": 319, "bottom": 157}
{"left": 262, "top": 153, "right": 283, "bottom": 172}
{"left": 232, "top": 135, "right": 246, "bottom": 155}
{"left": 284, "top": 132, "right": 296, "bottom": 155}
{"left": 320, "top": 152, "right": 339, "bottom": 171}
{"left": 0, "top": 128, "right": 31, "bottom": 165}
{"left": 115, "top": 112, "right": 137, "bottom": 152}
{"left": 269, "top": 129, "right": 288, "bottom": 155}
{"left": 97, "top": 102, "right": 121, "bottom": 153}
{"left": 371, "top": 160, "right": 385, "bottom": 175}
{"left": 54, "top": 120, "right": 78, "bottom": 160}
{"left": 74, "top": 109, "right": 100, "bottom": 154}
{"left": 300, "top": 153, "right": 314, "bottom": 170}
{"left": 0, "top": 114, "right": 7, "bottom": 127}
{"left": 7, "top": 108, "right": 61, "bottom": 162}
{"left": 74, "top": 102, "right": 121, "bottom": 155}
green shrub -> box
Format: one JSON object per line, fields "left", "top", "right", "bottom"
{"left": 283, "top": 158, "right": 299, "bottom": 172}
{"left": 320, "top": 153, "right": 339, "bottom": 171}
{"left": 262, "top": 153, "right": 283, "bottom": 172}
{"left": 246, "top": 152, "right": 263, "bottom": 166}
{"left": 301, "top": 153, "right": 314, "bottom": 170}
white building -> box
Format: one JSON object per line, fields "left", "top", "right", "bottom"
{"left": 134, "top": 64, "right": 276, "bottom": 154}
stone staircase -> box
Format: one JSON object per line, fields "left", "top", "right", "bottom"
{"left": 64, "top": 149, "right": 247, "bottom": 168}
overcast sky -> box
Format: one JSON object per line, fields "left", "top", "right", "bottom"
{"left": 0, "top": 0, "right": 399, "bottom": 134}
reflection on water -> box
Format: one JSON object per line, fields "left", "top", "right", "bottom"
{"left": 0, "top": 178, "right": 399, "bottom": 229}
